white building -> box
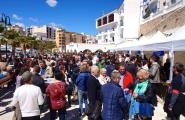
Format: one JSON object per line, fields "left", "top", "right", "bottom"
{"left": 140, "top": 0, "right": 185, "bottom": 24}
{"left": 96, "top": 1, "right": 124, "bottom": 44}
{"left": 27, "top": 25, "right": 56, "bottom": 41}
{"left": 86, "top": 35, "right": 97, "bottom": 44}
{"left": 66, "top": 43, "right": 116, "bottom": 53}
{"left": 67, "top": 0, "right": 185, "bottom": 53}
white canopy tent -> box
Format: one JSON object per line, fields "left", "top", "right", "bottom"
{"left": 115, "top": 25, "right": 185, "bottom": 82}
{"left": 116, "top": 31, "right": 167, "bottom": 51}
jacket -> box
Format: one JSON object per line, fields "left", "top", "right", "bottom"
{"left": 46, "top": 81, "right": 66, "bottom": 110}
{"left": 149, "top": 62, "right": 160, "bottom": 83}
{"left": 87, "top": 75, "right": 101, "bottom": 110}
{"left": 76, "top": 72, "right": 90, "bottom": 91}
{"left": 122, "top": 71, "right": 134, "bottom": 94}
{"left": 101, "top": 82, "right": 127, "bottom": 120}
{"left": 129, "top": 81, "right": 154, "bottom": 119}
{"left": 169, "top": 73, "right": 185, "bottom": 112}
{"left": 32, "top": 73, "right": 46, "bottom": 93}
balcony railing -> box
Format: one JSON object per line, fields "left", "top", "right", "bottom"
{"left": 142, "top": 0, "right": 183, "bottom": 21}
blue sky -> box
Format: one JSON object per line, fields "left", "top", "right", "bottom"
{"left": 0, "top": 0, "right": 123, "bottom": 35}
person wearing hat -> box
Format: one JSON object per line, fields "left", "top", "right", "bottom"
{"left": 11, "top": 71, "right": 44, "bottom": 120}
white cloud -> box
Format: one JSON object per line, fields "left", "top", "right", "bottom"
{"left": 12, "top": 14, "right": 23, "bottom": 20}
{"left": 29, "top": 17, "right": 38, "bottom": 22}
{"left": 14, "top": 22, "right": 25, "bottom": 28}
{"left": 46, "top": 0, "right": 58, "bottom": 7}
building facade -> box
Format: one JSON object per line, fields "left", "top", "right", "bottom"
{"left": 140, "top": 0, "right": 185, "bottom": 35}
{"left": 55, "top": 28, "right": 88, "bottom": 52}
{"left": 123, "top": 0, "right": 185, "bottom": 39}
{"left": 96, "top": 0, "right": 185, "bottom": 44}
{"left": 96, "top": 1, "right": 124, "bottom": 44}
{"left": 27, "top": 25, "right": 56, "bottom": 41}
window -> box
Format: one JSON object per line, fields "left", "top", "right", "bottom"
{"left": 97, "top": 19, "right": 102, "bottom": 26}
{"left": 120, "top": 17, "right": 124, "bottom": 26}
{"left": 109, "top": 14, "right": 114, "bottom": 23}
{"left": 103, "top": 17, "right": 107, "bottom": 25}
{"left": 171, "top": 0, "right": 176, "bottom": 4}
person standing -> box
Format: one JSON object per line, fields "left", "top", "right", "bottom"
{"left": 125, "top": 56, "right": 137, "bottom": 80}
{"left": 32, "top": 65, "right": 46, "bottom": 93}
{"left": 76, "top": 63, "right": 90, "bottom": 116}
{"left": 106, "top": 61, "right": 114, "bottom": 77}
{"left": 129, "top": 69, "right": 154, "bottom": 120}
{"left": 39, "top": 60, "right": 53, "bottom": 78}
{"left": 101, "top": 70, "right": 128, "bottom": 120}
{"left": 98, "top": 68, "right": 111, "bottom": 85}
{"left": 163, "top": 58, "right": 171, "bottom": 81}
{"left": 11, "top": 71, "right": 44, "bottom": 120}
{"left": 46, "top": 73, "right": 66, "bottom": 120}
{"left": 164, "top": 63, "right": 185, "bottom": 120}
{"left": 86, "top": 66, "right": 101, "bottom": 119}
{"left": 149, "top": 56, "right": 160, "bottom": 105}
{"left": 119, "top": 65, "right": 134, "bottom": 95}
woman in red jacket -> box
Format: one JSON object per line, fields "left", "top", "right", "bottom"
{"left": 46, "top": 73, "right": 66, "bottom": 120}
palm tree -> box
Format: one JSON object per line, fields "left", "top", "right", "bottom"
{"left": 21, "top": 36, "right": 36, "bottom": 57}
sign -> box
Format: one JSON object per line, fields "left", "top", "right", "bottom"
{"left": 153, "top": 51, "right": 165, "bottom": 57}
{"left": 135, "top": 51, "right": 141, "bottom": 55}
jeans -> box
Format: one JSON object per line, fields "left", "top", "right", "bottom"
{"left": 50, "top": 108, "right": 66, "bottom": 120}
{"left": 78, "top": 90, "right": 88, "bottom": 114}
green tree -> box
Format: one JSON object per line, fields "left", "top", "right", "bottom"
{"left": 35, "top": 40, "right": 56, "bottom": 53}
{"left": 0, "top": 24, "right": 5, "bottom": 61}
{"left": 4, "top": 29, "right": 20, "bottom": 59}
{"left": 0, "top": 24, "right": 4, "bottom": 33}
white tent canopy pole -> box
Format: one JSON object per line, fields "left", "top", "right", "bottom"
{"left": 169, "top": 41, "right": 174, "bottom": 82}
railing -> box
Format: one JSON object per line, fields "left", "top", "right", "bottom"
{"left": 142, "top": 0, "right": 183, "bottom": 21}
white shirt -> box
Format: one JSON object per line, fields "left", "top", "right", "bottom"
{"left": 119, "top": 75, "right": 124, "bottom": 89}
{"left": 98, "top": 75, "right": 110, "bottom": 85}
{"left": 11, "top": 84, "right": 44, "bottom": 117}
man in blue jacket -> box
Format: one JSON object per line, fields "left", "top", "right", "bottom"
{"left": 100, "top": 70, "right": 128, "bottom": 120}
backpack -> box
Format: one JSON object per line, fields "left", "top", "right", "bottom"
{"left": 47, "top": 82, "right": 66, "bottom": 110}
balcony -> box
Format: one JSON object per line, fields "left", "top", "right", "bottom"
{"left": 97, "top": 13, "right": 115, "bottom": 28}
{"left": 142, "top": 0, "right": 183, "bottom": 23}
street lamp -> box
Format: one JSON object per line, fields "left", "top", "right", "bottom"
{"left": 0, "top": 13, "right": 11, "bottom": 60}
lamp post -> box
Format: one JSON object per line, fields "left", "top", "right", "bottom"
{"left": 0, "top": 13, "right": 11, "bottom": 61}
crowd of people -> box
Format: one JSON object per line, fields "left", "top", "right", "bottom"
{"left": 1, "top": 51, "right": 185, "bottom": 120}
